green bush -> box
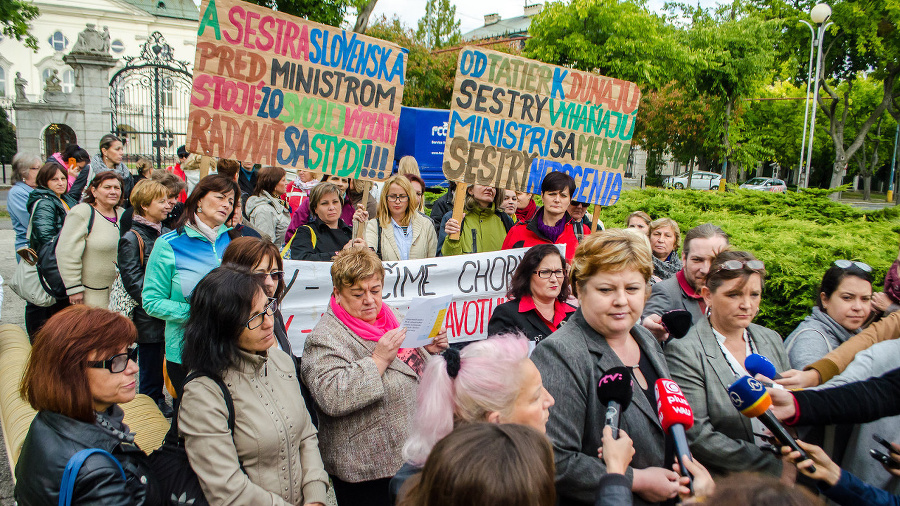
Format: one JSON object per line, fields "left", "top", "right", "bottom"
{"left": 597, "top": 188, "right": 900, "bottom": 336}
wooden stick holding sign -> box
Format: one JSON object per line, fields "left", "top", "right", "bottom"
{"left": 448, "top": 183, "right": 469, "bottom": 241}
{"left": 353, "top": 180, "right": 372, "bottom": 240}
{"left": 591, "top": 205, "right": 603, "bottom": 233}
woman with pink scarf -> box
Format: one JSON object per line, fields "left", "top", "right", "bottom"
{"left": 300, "top": 247, "right": 448, "bottom": 506}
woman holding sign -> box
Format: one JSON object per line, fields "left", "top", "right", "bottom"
{"left": 531, "top": 229, "right": 682, "bottom": 506}
{"left": 365, "top": 175, "right": 437, "bottom": 261}
{"left": 439, "top": 184, "right": 515, "bottom": 256}
{"left": 502, "top": 172, "right": 589, "bottom": 263}
{"left": 301, "top": 247, "right": 448, "bottom": 506}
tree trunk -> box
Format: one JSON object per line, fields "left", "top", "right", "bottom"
{"left": 353, "top": 0, "right": 379, "bottom": 33}
{"left": 686, "top": 159, "right": 695, "bottom": 189}
{"left": 829, "top": 159, "right": 846, "bottom": 200}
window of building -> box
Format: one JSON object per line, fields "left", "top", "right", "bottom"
{"left": 111, "top": 39, "right": 125, "bottom": 53}
{"left": 48, "top": 31, "right": 69, "bottom": 51}
{"left": 0, "top": 67, "right": 6, "bottom": 98}
{"left": 62, "top": 70, "right": 74, "bottom": 93}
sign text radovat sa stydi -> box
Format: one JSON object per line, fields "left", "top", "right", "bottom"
{"left": 443, "top": 47, "right": 640, "bottom": 206}
{"left": 188, "top": 0, "right": 406, "bottom": 181}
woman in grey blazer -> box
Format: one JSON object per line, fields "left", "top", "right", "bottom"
{"left": 300, "top": 247, "right": 448, "bottom": 506}
{"left": 531, "top": 229, "right": 684, "bottom": 506}
{"left": 665, "top": 250, "right": 789, "bottom": 477}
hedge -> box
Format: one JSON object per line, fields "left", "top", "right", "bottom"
{"left": 596, "top": 188, "right": 900, "bottom": 336}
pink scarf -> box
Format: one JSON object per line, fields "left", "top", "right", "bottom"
{"left": 329, "top": 296, "right": 426, "bottom": 375}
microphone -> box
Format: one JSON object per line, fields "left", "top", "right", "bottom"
{"left": 727, "top": 376, "right": 815, "bottom": 471}
{"left": 660, "top": 310, "right": 693, "bottom": 339}
{"left": 655, "top": 379, "right": 695, "bottom": 491}
{"left": 745, "top": 353, "right": 783, "bottom": 380}
{"left": 597, "top": 367, "right": 633, "bottom": 440}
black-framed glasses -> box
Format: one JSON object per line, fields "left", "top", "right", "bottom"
{"left": 387, "top": 194, "right": 409, "bottom": 202}
{"left": 834, "top": 259, "right": 872, "bottom": 273}
{"left": 246, "top": 297, "right": 277, "bottom": 329}
{"left": 89, "top": 344, "right": 138, "bottom": 373}
{"left": 713, "top": 259, "right": 765, "bottom": 274}
{"left": 534, "top": 269, "right": 565, "bottom": 279}
{"left": 253, "top": 271, "right": 284, "bottom": 282}
{"left": 571, "top": 201, "right": 589, "bottom": 207}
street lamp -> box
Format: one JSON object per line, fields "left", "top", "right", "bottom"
{"left": 803, "top": 3, "right": 833, "bottom": 189}
{"left": 797, "top": 20, "right": 816, "bottom": 187}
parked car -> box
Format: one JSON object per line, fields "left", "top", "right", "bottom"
{"left": 664, "top": 171, "right": 722, "bottom": 190}
{"left": 740, "top": 177, "right": 787, "bottom": 193}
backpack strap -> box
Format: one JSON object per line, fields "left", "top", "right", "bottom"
{"left": 183, "top": 371, "right": 235, "bottom": 432}
{"left": 59, "top": 448, "right": 125, "bottom": 506}
{"left": 377, "top": 220, "right": 382, "bottom": 259}
{"left": 305, "top": 225, "right": 316, "bottom": 249}
{"left": 135, "top": 232, "right": 145, "bottom": 267}
{"left": 86, "top": 205, "right": 95, "bottom": 234}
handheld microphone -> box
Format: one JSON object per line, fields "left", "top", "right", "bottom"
{"left": 597, "top": 367, "right": 633, "bottom": 440}
{"left": 660, "top": 310, "right": 693, "bottom": 340}
{"left": 745, "top": 353, "right": 783, "bottom": 380}
{"left": 655, "top": 379, "right": 695, "bottom": 492}
{"left": 727, "top": 376, "right": 815, "bottom": 471}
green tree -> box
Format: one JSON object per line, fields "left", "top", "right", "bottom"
{"left": 243, "top": 0, "right": 350, "bottom": 27}
{"left": 0, "top": 107, "right": 16, "bottom": 165}
{"left": 416, "top": 0, "right": 461, "bottom": 49}
{"left": 1, "top": 0, "right": 39, "bottom": 50}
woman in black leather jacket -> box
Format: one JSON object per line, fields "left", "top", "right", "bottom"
{"left": 117, "top": 180, "right": 172, "bottom": 417}
{"left": 15, "top": 306, "right": 161, "bottom": 505}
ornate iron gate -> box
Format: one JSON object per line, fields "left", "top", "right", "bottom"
{"left": 109, "top": 32, "right": 192, "bottom": 170}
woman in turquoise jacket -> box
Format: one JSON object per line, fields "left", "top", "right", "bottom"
{"left": 142, "top": 174, "right": 239, "bottom": 399}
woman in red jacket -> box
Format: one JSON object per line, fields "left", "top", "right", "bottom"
{"left": 502, "top": 171, "right": 588, "bottom": 262}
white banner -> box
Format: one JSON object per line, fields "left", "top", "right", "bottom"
{"left": 281, "top": 248, "right": 532, "bottom": 355}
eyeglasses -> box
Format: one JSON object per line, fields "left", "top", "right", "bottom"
{"left": 387, "top": 194, "right": 409, "bottom": 202}
{"left": 89, "top": 344, "right": 138, "bottom": 373}
{"left": 713, "top": 259, "right": 765, "bottom": 274}
{"left": 246, "top": 297, "right": 277, "bottom": 329}
{"left": 833, "top": 259, "right": 872, "bottom": 273}
{"left": 571, "top": 202, "right": 589, "bottom": 207}
{"left": 253, "top": 271, "right": 284, "bottom": 282}
{"left": 534, "top": 269, "right": 565, "bottom": 279}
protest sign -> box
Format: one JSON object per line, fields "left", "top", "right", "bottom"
{"left": 188, "top": 0, "right": 407, "bottom": 181}
{"left": 279, "top": 248, "right": 531, "bottom": 354}
{"left": 442, "top": 47, "right": 640, "bottom": 206}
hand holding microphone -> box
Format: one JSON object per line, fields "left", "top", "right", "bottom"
{"left": 655, "top": 379, "right": 696, "bottom": 493}
{"left": 597, "top": 367, "right": 633, "bottom": 440}
{"left": 727, "top": 376, "right": 815, "bottom": 472}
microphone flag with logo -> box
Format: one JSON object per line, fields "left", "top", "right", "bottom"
{"left": 597, "top": 367, "right": 632, "bottom": 440}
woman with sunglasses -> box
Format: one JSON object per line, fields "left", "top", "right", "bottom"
{"left": 365, "top": 175, "right": 437, "bottom": 261}
{"left": 15, "top": 306, "right": 161, "bottom": 505}
{"left": 784, "top": 260, "right": 873, "bottom": 369}
{"left": 487, "top": 244, "right": 575, "bottom": 342}
{"left": 665, "top": 250, "right": 790, "bottom": 476}
{"left": 178, "top": 265, "right": 328, "bottom": 506}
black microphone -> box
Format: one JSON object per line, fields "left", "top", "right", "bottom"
{"left": 660, "top": 309, "right": 693, "bottom": 339}
{"left": 728, "top": 376, "right": 815, "bottom": 471}
{"left": 597, "top": 367, "right": 633, "bottom": 440}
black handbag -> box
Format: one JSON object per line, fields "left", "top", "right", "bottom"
{"left": 37, "top": 207, "right": 95, "bottom": 299}
{"left": 146, "top": 372, "right": 235, "bottom": 506}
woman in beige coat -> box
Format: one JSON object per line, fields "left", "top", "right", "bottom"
{"left": 365, "top": 175, "right": 437, "bottom": 261}
{"left": 56, "top": 171, "right": 125, "bottom": 308}
{"left": 179, "top": 264, "right": 328, "bottom": 506}
{"left": 301, "top": 247, "right": 448, "bottom": 506}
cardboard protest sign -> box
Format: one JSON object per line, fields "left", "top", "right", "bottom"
{"left": 188, "top": 0, "right": 407, "bottom": 181}
{"left": 279, "top": 248, "right": 532, "bottom": 354}
{"left": 443, "top": 47, "right": 640, "bottom": 205}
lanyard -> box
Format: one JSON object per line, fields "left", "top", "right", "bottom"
{"left": 714, "top": 325, "right": 757, "bottom": 378}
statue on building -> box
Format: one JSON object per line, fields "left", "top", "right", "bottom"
{"left": 14, "top": 72, "right": 28, "bottom": 102}
{"left": 43, "top": 70, "right": 67, "bottom": 103}
{"left": 70, "top": 24, "right": 109, "bottom": 55}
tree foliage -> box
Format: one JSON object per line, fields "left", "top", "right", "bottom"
{"left": 242, "top": 0, "right": 358, "bottom": 28}
{"left": 0, "top": 107, "right": 16, "bottom": 164}
{"left": 416, "top": 0, "right": 461, "bottom": 49}
{"left": 0, "top": 0, "right": 39, "bottom": 50}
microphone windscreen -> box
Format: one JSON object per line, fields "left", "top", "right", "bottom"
{"left": 597, "top": 367, "right": 633, "bottom": 411}
{"left": 727, "top": 375, "right": 772, "bottom": 418}
{"left": 745, "top": 354, "right": 778, "bottom": 380}
{"left": 661, "top": 310, "right": 693, "bottom": 339}
{"left": 655, "top": 379, "right": 694, "bottom": 432}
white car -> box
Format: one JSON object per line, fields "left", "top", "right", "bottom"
{"left": 664, "top": 171, "right": 723, "bottom": 190}
{"left": 740, "top": 177, "right": 787, "bottom": 193}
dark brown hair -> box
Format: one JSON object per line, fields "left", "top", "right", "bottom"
{"left": 150, "top": 169, "right": 187, "bottom": 198}
{"left": 683, "top": 223, "right": 729, "bottom": 259}
{"left": 216, "top": 159, "right": 241, "bottom": 180}
{"left": 253, "top": 166, "right": 286, "bottom": 196}
{"left": 222, "top": 237, "right": 285, "bottom": 301}
{"left": 398, "top": 423, "right": 556, "bottom": 506}
{"left": 178, "top": 173, "right": 239, "bottom": 228}
{"left": 705, "top": 250, "right": 766, "bottom": 294}
{"left": 82, "top": 171, "right": 124, "bottom": 206}
{"left": 508, "top": 244, "right": 569, "bottom": 303}
{"left": 35, "top": 162, "right": 67, "bottom": 188}
{"left": 707, "top": 473, "right": 823, "bottom": 506}
{"left": 22, "top": 306, "right": 137, "bottom": 423}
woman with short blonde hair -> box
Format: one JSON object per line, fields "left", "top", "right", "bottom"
{"left": 366, "top": 175, "right": 437, "bottom": 261}
{"left": 648, "top": 217, "right": 682, "bottom": 284}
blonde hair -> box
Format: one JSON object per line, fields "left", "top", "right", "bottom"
{"left": 130, "top": 179, "right": 169, "bottom": 216}
{"left": 378, "top": 175, "right": 416, "bottom": 228}
{"left": 570, "top": 229, "right": 653, "bottom": 297}
{"left": 398, "top": 156, "right": 420, "bottom": 177}
{"left": 649, "top": 217, "right": 681, "bottom": 252}
{"left": 331, "top": 246, "right": 385, "bottom": 290}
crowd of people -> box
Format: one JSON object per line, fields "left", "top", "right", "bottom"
{"left": 7, "top": 142, "right": 900, "bottom": 506}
